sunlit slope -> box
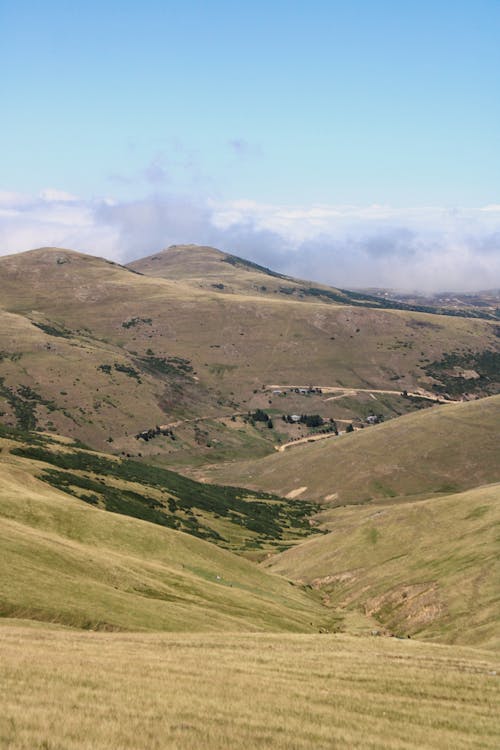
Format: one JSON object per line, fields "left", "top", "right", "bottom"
{"left": 1, "top": 246, "right": 500, "bottom": 459}
{"left": 2, "top": 627, "right": 498, "bottom": 750}
{"left": 0, "top": 451, "right": 328, "bottom": 632}
{"left": 206, "top": 395, "right": 500, "bottom": 503}
{"left": 264, "top": 483, "right": 500, "bottom": 647}
{"left": 128, "top": 243, "right": 346, "bottom": 298}
{"left": 0, "top": 425, "right": 318, "bottom": 553}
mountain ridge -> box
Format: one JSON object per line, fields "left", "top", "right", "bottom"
{"left": 1, "top": 244, "right": 500, "bottom": 464}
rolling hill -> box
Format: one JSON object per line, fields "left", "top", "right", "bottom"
{"left": 264, "top": 481, "right": 500, "bottom": 647}
{"left": 203, "top": 394, "right": 500, "bottom": 504}
{"left": 0, "top": 428, "right": 329, "bottom": 632}
{"left": 0, "top": 424, "right": 318, "bottom": 554}
{"left": 1, "top": 245, "right": 500, "bottom": 468}
{"left": 0, "top": 243, "right": 499, "bottom": 655}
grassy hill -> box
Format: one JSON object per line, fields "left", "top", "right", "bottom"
{"left": 264, "top": 482, "right": 500, "bottom": 647}
{"left": 129, "top": 244, "right": 500, "bottom": 320}
{"left": 204, "top": 395, "right": 500, "bottom": 504}
{"left": 1, "top": 246, "right": 500, "bottom": 466}
{"left": 0, "top": 430, "right": 329, "bottom": 632}
{"left": 0, "top": 424, "right": 318, "bottom": 554}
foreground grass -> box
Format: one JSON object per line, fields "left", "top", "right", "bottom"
{"left": 0, "top": 626, "right": 498, "bottom": 750}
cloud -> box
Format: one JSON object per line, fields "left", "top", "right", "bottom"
{"left": 142, "top": 154, "right": 169, "bottom": 185}
{"left": 1, "top": 189, "right": 500, "bottom": 291}
{"left": 227, "top": 139, "right": 263, "bottom": 158}
{"left": 38, "top": 188, "right": 78, "bottom": 202}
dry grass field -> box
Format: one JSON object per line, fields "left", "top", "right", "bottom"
{"left": 0, "top": 624, "right": 498, "bottom": 750}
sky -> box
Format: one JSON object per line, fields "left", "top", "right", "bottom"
{"left": 1, "top": 0, "right": 500, "bottom": 291}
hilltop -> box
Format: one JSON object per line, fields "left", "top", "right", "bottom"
{"left": 129, "top": 244, "right": 500, "bottom": 320}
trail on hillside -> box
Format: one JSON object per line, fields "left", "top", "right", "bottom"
{"left": 265, "top": 384, "right": 458, "bottom": 404}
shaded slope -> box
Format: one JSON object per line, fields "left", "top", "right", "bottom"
{"left": 0, "top": 443, "right": 328, "bottom": 632}
{"left": 204, "top": 395, "right": 500, "bottom": 503}
{"left": 264, "top": 482, "right": 500, "bottom": 647}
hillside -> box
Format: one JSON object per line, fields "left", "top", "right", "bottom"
{"left": 1, "top": 246, "right": 500, "bottom": 466}
{"left": 127, "top": 243, "right": 299, "bottom": 296}
{"left": 129, "top": 244, "right": 500, "bottom": 321}
{"left": 264, "top": 482, "right": 500, "bottom": 647}
{"left": 203, "top": 395, "right": 500, "bottom": 503}
{"left": 0, "top": 424, "right": 318, "bottom": 554}
{"left": 0, "top": 430, "right": 329, "bottom": 632}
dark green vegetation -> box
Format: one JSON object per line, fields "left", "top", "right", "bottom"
{"left": 138, "top": 352, "right": 194, "bottom": 379}
{"left": 276, "top": 284, "right": 500, "bottom": 319}
{"left": 0, "top": 378, "right": 57, "bottom": 431}
{"left": 121, "top": 317, "right": 152, "bottom": 328}
{"left": 9, "top": 430, "right": 319, "bottom": 552}
{"left": 32, "top": 321, "right": 73, "bottom": 338}
{"left": 425, "top": 349, "right": 500, "bottom": 396}
{"left": 222, "top": 253, "right": 288, "bottom": 279}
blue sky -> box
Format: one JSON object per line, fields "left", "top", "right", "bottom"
{"left": 1, "top": 1, "right": 500, "bottom": 290}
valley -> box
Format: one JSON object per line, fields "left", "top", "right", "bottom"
{"left": 4, "top": 6, "right": 499, "bottom": 747}
{"left": 1, "top": 243, "right": 499, "bottom": 748}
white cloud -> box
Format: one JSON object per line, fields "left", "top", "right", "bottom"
{"left": 1, "top": 188, "right": 500, "bottom": 291}
{"left": 38, "top": 188, "right": 78, "bottom": 202}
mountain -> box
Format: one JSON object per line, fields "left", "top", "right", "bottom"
{"left": 128, "top": 243, "right": 347, "bottom": 300}
{"left": 1, "top": 245, "right": 500, "bottom": 467}
{"left": 129, "top": 244, "right": 500, "bottom": 320}
{"left": 1, "top": 243, "right": 499, "bottom": 649}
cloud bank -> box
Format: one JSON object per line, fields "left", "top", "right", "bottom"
{"left": 1, "top": 189, "right": 500, "bottom": 292}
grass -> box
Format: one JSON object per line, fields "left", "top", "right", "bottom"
{"left": 264, "top": 482, "right": 500, "bottom": 647}
{"left": 0, "top": 624, "right": 498, "bottom": 750}
{"left": 206, "top": 394, "right": 500, "bottom": 503}
{"left": 1, "top": 246, "right": 499, "bottom": 464}
{"left": 0, "top": 449, "right": 330, "bottom": 632}
{"left": 4, "top": 429, "right": 318, "bottom": 551}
